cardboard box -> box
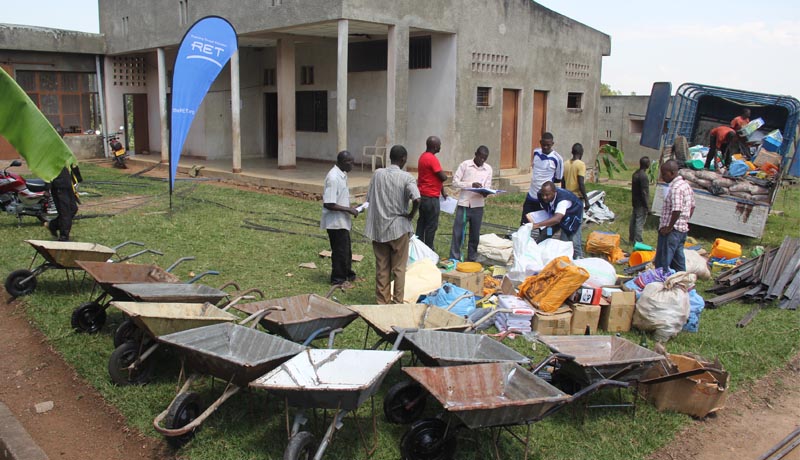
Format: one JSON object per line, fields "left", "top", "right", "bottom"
{"left": 532, "top": 311, "right": 572, "bottom": 335}
{"left": 441, "top": 269, "right": 483, "bottom": 295}
{"left": 753, "top": 148, "right": 782, "bottom": 167}
{"left": 570, "top": 285, "right": 602, "bottom": 305}
{"left": 641, "top": 354, "right": 730, "bottom": 418}
{"left": 570, "top": 304, "right": 601, "bottom": 335}
{"left": 599, "top": 292, "right": 635, "bottom": 332}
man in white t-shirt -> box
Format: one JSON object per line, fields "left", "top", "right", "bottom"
{"left": 321, "top": 151, "right": 360, "bottom": 286}
{"left": 520, "top": 132, "right": 564, "bottom": 225}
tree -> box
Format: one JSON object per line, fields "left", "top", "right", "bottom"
{"left": 601, "top": 83, "right": 622, "bottom": 96}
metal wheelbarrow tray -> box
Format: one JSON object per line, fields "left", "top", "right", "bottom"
{"left": 106, "top": 301, "right": 239, "bottom": 386}
{"left": 348, "top": 303, "right": 492, "bottom": 349}
{"left": 4, "top": 239, "right": 150, "bottom": 297}
{"left": 399, "top": 362, "right": 628, "bottom": 460}
{"left": 152, "top": 322, "right": 306, "bottom": 447}
{"left": 233, "top": 293, "right": 357, "bottom": 343}
{"left": 251, "top": 348, "right": 403, "bottom": 460}
{"left": 111, "top": 282, "right": 228, "bottom": 304}
{"left": 398, "top": 329, "right": 530, "bottom": 367}
{"left": 537, "top": 335, "right": 668, "bottom": 387}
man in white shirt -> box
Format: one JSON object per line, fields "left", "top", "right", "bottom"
{"left": 520, "top": 132, "right": 563, "bottom": 225}
{"left": 321, "top": 151, "right": 360, "bottom": 286}
{"left": 449, "top": 146, "right": 493, "bottom": 262}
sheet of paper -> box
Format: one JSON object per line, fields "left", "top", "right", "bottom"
{"left": 527, "top": 210, "right": 550, "bottom": 224}
{"left": 356, "top": 202, "right": 369, "bottom": 213}
{"left": 439, "top": 196, "right": 458, "bottom": 214}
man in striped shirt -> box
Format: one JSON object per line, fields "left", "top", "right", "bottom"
{"left": 364, "top": 145, "right": 421, "bottom": 304}
{"left": 655, "top": 159, "right": 695, "bottom": 272}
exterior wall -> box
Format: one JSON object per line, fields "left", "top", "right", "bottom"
{"left": 0, "top": 24, "right": 104, "bottom": 54}
{"left": 598, "top": 95, "right": 653, "bottom": 164}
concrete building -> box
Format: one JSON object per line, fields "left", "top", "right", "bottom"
{"left": 597, "top": 95, "right": 653, "bottom": 166}
{"left": 3, "top": 0, "right": 611, "bottom": 178}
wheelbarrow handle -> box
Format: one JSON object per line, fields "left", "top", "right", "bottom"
{"left": 390, "top": 327, "right": 418, "bottom": 351}
{"left": 111, "top": 241, "right": 145, "bottom": 251}
{"left": 218, "top": 281, "right": 241, "bottom": 292}
{"left": 529, "top": 352, "right": 577, "bottom": 375}
{"left": 153, "top": 384, "right": 241, "bottom": 437}
{"left": 221, "top": 288, "right": 265, "bottom": 310}
{"left": 445, "top": 292, "right": 474, "bottom": 311}
{"left": 117, "top": 248, "right": 163, "bottom": 262}
{"left": 324, "top": 284, "right": 345, "bottom": 299}
{"left": 185, "top": 270, "right": 219, "bottom": 284}
{"left": 466, "top": 308, "right": 512, "bottom": 331}
{"left": 165, "top": 256, "right": 195, "bottom": 273}
{"left": 638, "top": 367, "right": 727, "bottom": 385}
{"left": 239, "top": 307, "right": 283, "bottom": 327}
{"left": 537, "top": 378, "right": 631, "bottom": 421}
{"left": 302, "top": 326, "right": 333, "bottom": 346}
{"left": 327, "top": 328, "right": 344, "bottom": 349}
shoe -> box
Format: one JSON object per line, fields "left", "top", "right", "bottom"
{"left": 58, "top": 235, "right": 70, "bottom": 242}
{"left": 46, "top": 221, "right": 58, "bottom": 238}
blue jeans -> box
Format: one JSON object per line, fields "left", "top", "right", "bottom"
{"left": 559, "top": 225, "right": 584, "bottom": 259}
{"left": 655, "top": 230, "right": 687, "bottom": 272}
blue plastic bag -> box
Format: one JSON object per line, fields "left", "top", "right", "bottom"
{"left": 728, "top": 160, "right": 749, "bottom": 177}
{"left": 421, "top": 283, "right": 476, "bottom": 317}
{"left": 683, "top": 289, "right": 705, "bottom": 332}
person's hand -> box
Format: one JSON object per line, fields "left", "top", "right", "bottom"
{"left": 480, "top": 191, "right": 491, "bottom": 197}
{"left": 441, "top": 190, "right": 448, "bottom": 199}
{"left": 658, "top": 225, "right": 672, "bottom": 236}
{"left": 349, "top": 207, "right": 359, "bottom": 217}
{"left": 471, "top": 182, "right": 482, "bottom": 188}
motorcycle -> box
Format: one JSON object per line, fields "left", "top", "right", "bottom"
{"left": 0, "top": 159, "right": 56, "bottom": 224}
{"left": 105, "top": 129, "right": 128, "bottom": 169}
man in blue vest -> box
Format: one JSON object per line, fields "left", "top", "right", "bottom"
{"left": 525, "top": 181, "right": 584, "bottom": 259}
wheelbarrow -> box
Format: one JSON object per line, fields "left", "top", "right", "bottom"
{"left": 383, "top": 328, "right": 572, "bottom": 425}
{"left": 230, "top": 288, "right": 357, "bottom": 344}
{"left": 106, "top": 300, "right": 255, "bottom": 386}
{"left": 4, "top": 240, "right": 159, "bottom": 297}
{"left": 152, "top": 316, "right": 318, "bottom": 447}
{"left": 398, "top": 362, "right": 628, "bottom": 460}
{"left": 251, "top": 347, "right": 404, "bottom": 460}
{"left": 348, "top": 295, "right": 508, "bottom": 349}
{"left": 70, "top": 257, "right": 219, "bottom": 334}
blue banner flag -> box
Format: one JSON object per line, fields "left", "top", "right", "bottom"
{"left": 170, "top": 16, "right": 238, "bottom": 195}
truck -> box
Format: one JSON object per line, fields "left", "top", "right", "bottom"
{"left": 641, "top": 82, "right": 800, "bottom": 238}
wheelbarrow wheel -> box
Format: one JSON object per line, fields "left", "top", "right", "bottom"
{"left": 71, "top": 302, "right": 106, "bottom": 333}
{"left": 5, "top": 269, "right": 37, "bottom": 297}
{"left": 164, "top": 392, "right": 202, "bottom": 448}
{"left": 283, "top": 431, "right": 316, "bottom": 460}
{"left": 401, "top": 418, "right": 456, "bottom": 460}
{"left": 113, "top": 319, "right": 143, "bottom": 347}
{"left": 108, "top": 341, "right": 154, "bottom": 386}
{"left": 384, "top": 380, "right": 427, "bottom": 424}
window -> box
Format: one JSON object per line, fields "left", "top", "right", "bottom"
{"left": 476, "top": 87, "right": 492, "bottom": 107}
{"left": 630, "top": 119, "right": 644, "bottom": 134}
{"left": 409, "top": 36, "right": 431, "bottom": 69}
{"left": 263, "top": 68, "right": 276, "bottom": 86}
{"left": 296, "top": 91, "right": 327, "bottom": 132}
{"left": 348, "top": 40, "right": 388, "bottom": 73}
{"left": 567, "top": 92, "right": 583, "bottom": 110}
{"left": 16, "top": 70, "right": 100, "bottom": 133}
{"left": 606, "top": 130, "right": 612, "bottom": 138}
{"left": 604, "top": 105, "right": 611, "bottom": 114}
{"left": 300, "top": 66, "right": 314, "bottom": 85}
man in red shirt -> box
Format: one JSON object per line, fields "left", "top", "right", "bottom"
{"left": 415, "top": 136, "right": 448, "bottom": 251}
{"left": 705, "top": 125, "right": 737, "bottom": 170}
{"left": 730, "top": 108, "right": 751, "bottom": 131}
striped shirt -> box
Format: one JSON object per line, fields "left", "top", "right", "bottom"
{"left": 659, "top": 176, "right": 695, "bottom": 232}
{"left": 365, "top": 165, "right": 421, "bottom": 243}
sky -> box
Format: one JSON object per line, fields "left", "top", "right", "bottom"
{"left": 1, "top": 0, "right": 798, "bottom": 98}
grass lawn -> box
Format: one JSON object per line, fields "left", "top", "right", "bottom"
{"left": 2, "top": 163, "right": 798, "bottom": 460}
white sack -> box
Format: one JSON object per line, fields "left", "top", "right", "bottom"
{"left": 633, "top": 272, "right": 696, "bottom": 342}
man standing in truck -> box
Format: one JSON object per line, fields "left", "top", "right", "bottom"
{"left": 655, "top": 159, "right": 695, "bottom": 272}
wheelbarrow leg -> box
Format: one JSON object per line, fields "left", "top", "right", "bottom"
{"left": 313, "top": 404, "right": 346, "bottom": 460}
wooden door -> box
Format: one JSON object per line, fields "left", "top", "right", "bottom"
{"left": 532, "top": 90, "right": 548, "bottom": 150}
{"left": 500, "top": 89, "right": 519, "bottom": 169}
{"left": 123, "top": 93, "right": 150, "bottom": 154}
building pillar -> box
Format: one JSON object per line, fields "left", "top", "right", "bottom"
{"left": 157, "top": 48, "right": 169, "bottom": 163}
{"left": 231, "top": 49, "right": 242, "bottom": 173}
{"left": 386, "top": 24, "right": 409, "bottom": 150}
{"left": 336, "top": 19, "right": 349, "bottom": 153}
{"left": 277, "top": 38, "right": 296, "bottom": 169}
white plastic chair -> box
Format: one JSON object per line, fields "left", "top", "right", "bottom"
{"left": 362, "top": 136, "right": 387, "bottom": 171}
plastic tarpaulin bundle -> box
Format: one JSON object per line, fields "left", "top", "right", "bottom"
{"left": 623, "top": 267, "right": 676, "bottom": 300}
{"left": 585, "top": 231, "right": 624, "bottom": 263}
{"left": 422, "top": 283, "right": 476, "bottom": 317}
{"left": 518, "top": 256, "right": 589, "bottom": 313}
{"left": 493, "top": 295, "right": 534, "bottom": 333}
{"left": 633, "top": 272, "right": 696, "bottom": 342}
{"left": 682, "top": 289, "right": 705, "bottom": 332}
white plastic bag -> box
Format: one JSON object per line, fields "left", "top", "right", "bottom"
{"left": 538, "top": 238, "right": 574, "bottom": 265}
{"left": 408, "top": 234, "right": 440, "bottom": 266}
{"left": 684, "top": 250, "right": 711, "bottom": 280}
{"left": 633, "top": 272, "right": 696, "bottom": 342}
{"left": 508, "top": 224, "right": 543, "bottom": 283}
{"left": 573, "top": 258, "right": 617, "bottom": 288}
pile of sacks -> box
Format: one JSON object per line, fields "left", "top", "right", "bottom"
{"left": 679, "top": 169, "right": 771, "bottom": 203}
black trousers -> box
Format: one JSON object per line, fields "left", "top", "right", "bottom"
{"left": 415, "top": 196, "right": 440, "bottom": 250}
{"left": 449, "top": 206, "right": 484, "bottom": 262}
{"left": 51, "top": 187, "right": 78, "bottom": 240}
{"left": 327, "top": 229, "right": 355, "bottom": 285}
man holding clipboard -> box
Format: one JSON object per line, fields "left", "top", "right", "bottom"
{"left": 449, "top": 146, "right": 494, "bottom": 262}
